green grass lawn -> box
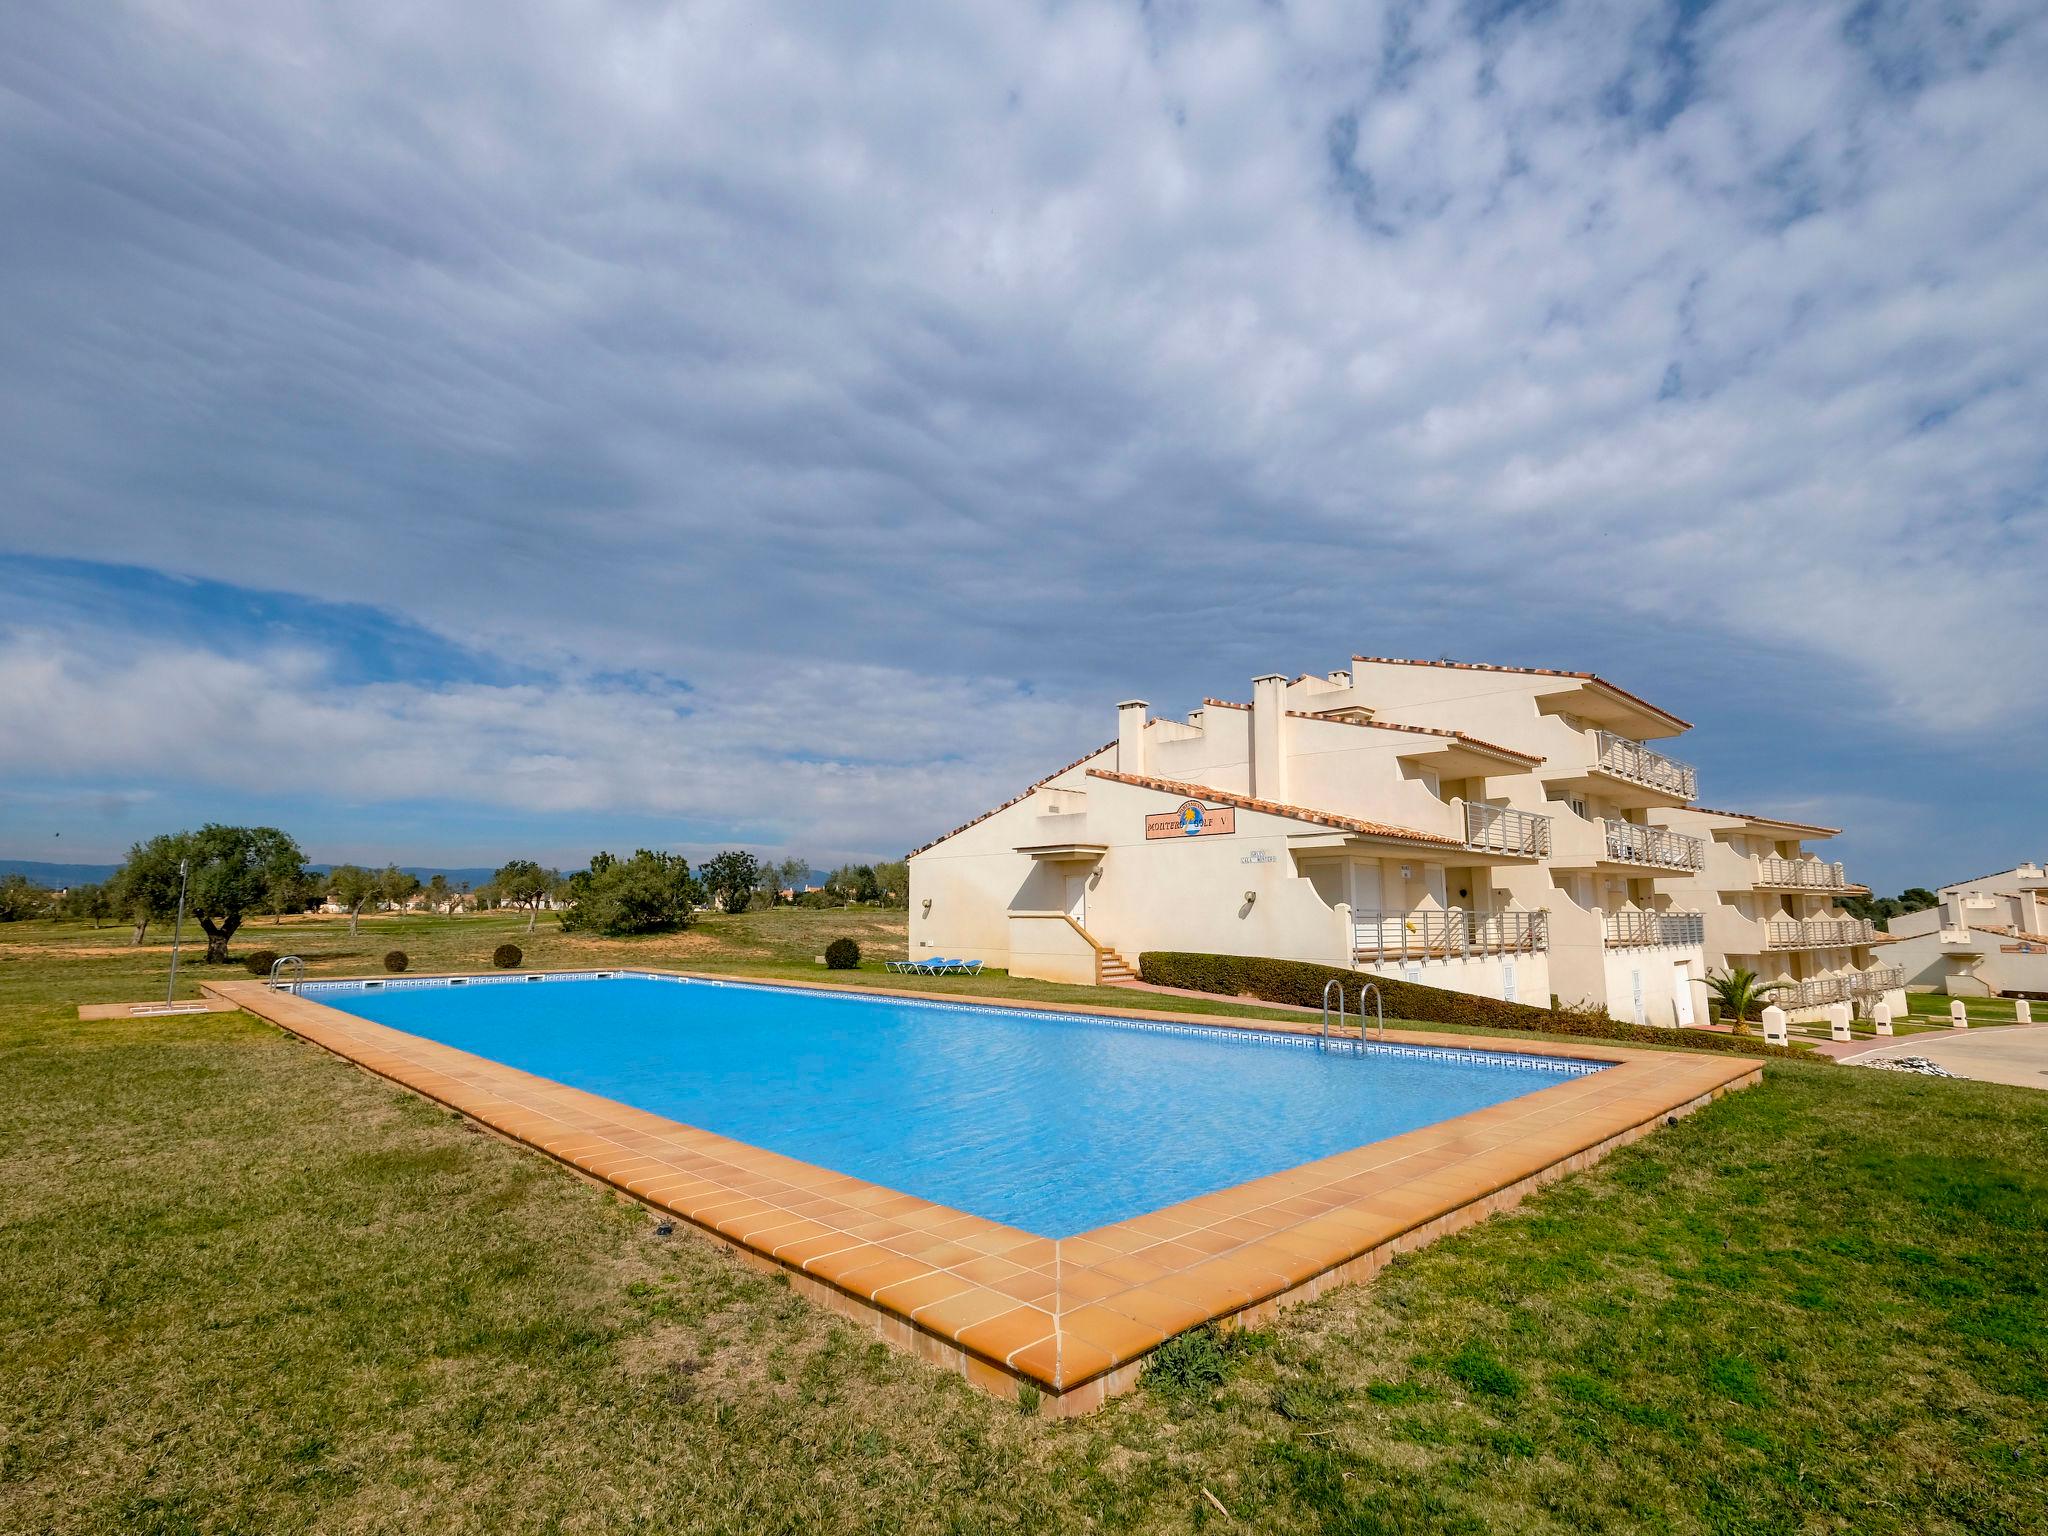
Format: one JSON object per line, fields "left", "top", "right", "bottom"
{"left": 1905, "top": 991, "right": 2028, "bottom": 1025}
{"left": 4, "top": 916, "right": 2045, "bottom": 1533}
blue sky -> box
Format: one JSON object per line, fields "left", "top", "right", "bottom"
{"left": 2, "top": 0, "right": 2044, "bottom": 890}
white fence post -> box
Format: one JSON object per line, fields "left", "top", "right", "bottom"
{"left": 1762, "top": 1005, "right": 1788, "bottom": 1046}
{"left": 1950, "top": 999, "right": 1969, "bottom": 1029}
{"left": 1872, "top": 1001, "right": 1894, "bottom": 1036}
{"left": 1827, "top": 1001, "right": 1852, "bottom": 1042}
{"left": 2017, "top": 999, "right": 2034, "bottom": 1025}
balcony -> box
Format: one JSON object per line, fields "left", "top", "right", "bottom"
{"left": 1013, "top": 812, "right": 1105, "bottom": 861}
{"left": 1774, "top": 967, "right": 1903, "bottom": 1009}
{"left": 1354, "top": 908, "right": 1548, "bottom": 965}
{"left": 1757, "top": 857, "right": 1850, "bottom": 890}
{"left": 1461, "top": 800, "right": 1551, "bottom": 859}
{"left": 1600, "top": 819, "right": 1705, "bottom": 872}
{"left": 1604, "top": 910, "right": 1706, "bottom": 948}
{"left": 1765, "top": 917, "right": 1878, "bottom": 949}
{"left": 1593, "top": 731, "right": 1698, "bottom": 800}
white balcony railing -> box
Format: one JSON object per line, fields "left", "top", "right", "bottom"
{"left": 1757, "top": 857, "right": 1849, "bottom": 890}
{"left": 1604, "top": 910, "right": 1706, "bottom": 948}
{"left": 1593, "top": 731, "right": 1698, "bottom": 800}
{"left": 1765, "top": 917, "right": 1877, "bottom": 949}
{"left": 1354, "top": 908, "right": 1548, "bottom": 965}
{"left": 1461, "top": 800, "right": 1552, "bottom": 858}
{"left": 1774, "top": 967, "right": 1903, "bottom": 1008}
{"left": 1600, "top": 819, "right": 1705, "bottom": 871}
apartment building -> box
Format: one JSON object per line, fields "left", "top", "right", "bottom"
{"left": 1883, "top": 863, "right": 2048, "bottom": 998}
{"left": 1649, "top": 808, "right": 1906, "bottom": 1021}
{"left": 907, "top": 656, "right": 1901, "bottom": 1025}
{"left": 1308, "top": 659, "right": 1710, "bottom": 1025}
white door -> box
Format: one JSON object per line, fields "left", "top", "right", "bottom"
{"left": 1064, "top": 872, "right": 1088, "bottom": 929}
{"left": 1501, "top": 961, "right": 1518, "bottom": 1004}
{"left": 1672, "top": 963, "right": 1695, "bottom": 1027}
{"left": 1631, "top": 968, "right": 1645, "bottom": 1025}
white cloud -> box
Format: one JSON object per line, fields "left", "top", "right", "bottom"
{"left": 0, "top": 0, "right": 2044, "bottom": 860}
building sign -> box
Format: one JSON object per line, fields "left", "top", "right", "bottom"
{"left": 1240, "top": 849, "right": 1277, "bottom": 865}
{"left": 1145, "top": 799, "right": 1237, "bottom": 840}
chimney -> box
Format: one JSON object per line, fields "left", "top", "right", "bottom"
{"left": 1250, "top": 674, "right": 1287, "bottom": 802}
{"left": 1116, "top": 700, "right": 1149, "bottom": 776}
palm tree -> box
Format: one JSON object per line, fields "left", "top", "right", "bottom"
{"left": 1706, "top": 966, "right": 1782, "bottom": 1033}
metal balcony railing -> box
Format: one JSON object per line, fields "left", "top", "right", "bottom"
{"left": 1773, "top": 967, "right": 1902, "bottom": 1008}
{"left": 1603, "top": 910, "right": 1706, "bottom": 947}
{"left": 1764, "top": 917, "right": 1877, "bottom": 949}
{"left": 1593, "top": 731, "right": 1698, "bottom": 799}
{"left": 1600, "top": 819, "right": 1705, "bottom": 871}
{"left": 1461, "top": 800, "right": 1552, "bottom": 858}
{"left": 1353, "top": 908, "right": 1548, "bottom": 965}
{"left": 1757, "top": 857, "right": 1849, "bottom": 889}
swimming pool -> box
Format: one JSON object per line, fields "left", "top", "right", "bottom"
{"left": 303, "top": 973, "right": 1607, "bottom": 1236}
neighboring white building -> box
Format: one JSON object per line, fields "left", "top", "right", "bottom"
{"left": 1650, "top": 807, "right": 1905, "bottom": 1022}
{"left": 1883, "top": 863, "right": 2048, "bottom": 998}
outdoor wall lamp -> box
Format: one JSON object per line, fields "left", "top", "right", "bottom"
{"left": 1242, "top": 890, "right": 1257, "bottom": 905}
{"left": 921, "top": 898, "right": 932, "bottom": 915}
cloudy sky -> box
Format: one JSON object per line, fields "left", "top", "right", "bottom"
{"left": 2, "top": 0, "right": 2043, "bottom": 888}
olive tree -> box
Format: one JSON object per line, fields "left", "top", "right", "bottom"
{"left": 494, "top": 859, "right": 557, "bottom": 933}
{"left": 326, "top": 864, "right": 379, "bottom": 936}
{"left": 165, "top": 824, "right": 308, "bottom": 963}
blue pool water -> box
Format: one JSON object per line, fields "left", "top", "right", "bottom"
{"left": 306, "top": 975, "right": 1605, "bottom": 1237}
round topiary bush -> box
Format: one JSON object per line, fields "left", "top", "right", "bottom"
{"left": 493, "top": 943, "right": 524, "bottom": 970}
{"left": 243, "top": 949, "right": 280, "bottom": 977}
{"left": 383, "top": 950, "right": 409, "bottom": 973}
{"left": 824, "top": 937, "right": 860, "bottom": 970}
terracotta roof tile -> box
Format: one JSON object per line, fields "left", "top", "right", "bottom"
{"left": 1286, "top": 710, "right": 1544, "bottom": 766}
{"left": 1687, "top": 806, "right": 1842, "bottom": 837}
{"left": 1084, "top": 769, "right": 1464, "bottom": 849}
{"left": 1349, "top": 656, "right": 1691, "bottom": 731}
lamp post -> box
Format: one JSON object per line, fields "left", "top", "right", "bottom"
{"left": 165, "top": 857, "right": 190, "bottom": 1005}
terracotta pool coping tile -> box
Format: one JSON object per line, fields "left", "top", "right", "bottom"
{"left": 205, "top": 972, "right": 1759, "bottom": 1409}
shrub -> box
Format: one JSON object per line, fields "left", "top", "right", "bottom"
{"left": 1135, "top": 951, "right": 1812, "bottom": 1060}
{"left": 824, "top": 938, "right": 861, "bottom": 970}
{"left": 493, "top": 943, "right": 524, "bottom": 969}
{"left": 383, "top": 950, "right": 409, "bottom": 973}
{"left": 243, "top": 949, "right": 281, "bottom": 977}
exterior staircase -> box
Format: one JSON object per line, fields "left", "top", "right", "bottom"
{"left": 1096, "top": 947, "right": 1140, "bottom": 987}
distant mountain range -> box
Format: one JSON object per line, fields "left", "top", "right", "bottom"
{"left": 1, "top": 859, "right": 501, "bottom": 889}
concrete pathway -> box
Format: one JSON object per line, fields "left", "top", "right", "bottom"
{"left": 1841, "top": 1022, "right": 2048, "bottom": 1089}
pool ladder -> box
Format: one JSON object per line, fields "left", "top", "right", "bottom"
{"left": 268, "top": 955, "right": 307, "bottom": 992}
{"left": 1320, "top": 979, "right": 1385, "bottom": 1050}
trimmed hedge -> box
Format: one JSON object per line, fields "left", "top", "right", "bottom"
{"left": 243, "top": 949, "right": 281, "bottom": 977}
{"left": 1136, "top": 951, "right": 1812, "bottom": 1061}
{"left": 824, "top": 937, "right": 861, "bottom": 970}
{"left": 492, "top": 943, "right": 524, "bottom": 970}
{"left": 383, "top": 950, "right": 409, "bottom": 973}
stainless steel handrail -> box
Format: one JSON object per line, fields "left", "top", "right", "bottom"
{"left": 268, "top": 954, "right": 307, "bottom": 991}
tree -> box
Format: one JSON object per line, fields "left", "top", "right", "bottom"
{"left": 60, "top": 882, "right": 113, "bottom": 928}
{"left": 379, "top": 865, "right": 421, "bottom": 913}
{"left": 0, "top": 873, "right": 53, "bottom": 922}
{"left": 700, "top": 850, "right": 762, "bottom": 915}
{"left": 494, "top": 859, "right": 557, "bottom": 933}
{"left": 560, "top": 850, "right": 696, "bottom": 936}
{"left": 826, "top": 863, "right": 879, "bottom": 905}
{"left": 174, "top": 824, "right": 308, "bottom": 963}
{"left": 427, "top": 874, "right": 451, "bottom": 914}
{"left": 777, "top": 857, "right": 810, "bottom": 903}
{"left": 754, "top": 859, "right": 782, "bottom": 908}
{"left": 111, "top": 833, "right": 191, "bottom": 945}
{"left": 1706, "top": 966, "right": 1783, "bottom": 1034}
{"left": 872, "top": 859, "right": 909, "bottom": 908}
{"left": 327, "top": 864, "right": 379, "bottom": 936}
